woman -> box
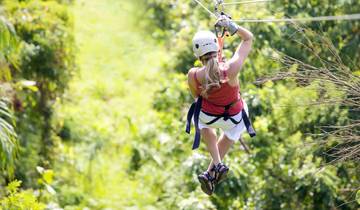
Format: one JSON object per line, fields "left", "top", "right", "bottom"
{"left": 186, "top": 16, "right": 255, "bottom": 195}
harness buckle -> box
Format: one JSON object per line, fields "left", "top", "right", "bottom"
{"left": 223, "top": 104, "right": 232, "bottom": 121}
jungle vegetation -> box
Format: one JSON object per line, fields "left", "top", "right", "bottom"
{"left": 0, "top": 0, "right": 359, "bottom": 209}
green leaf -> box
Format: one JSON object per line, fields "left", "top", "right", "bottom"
{"left": 0, "top": 61, "right": 12, "bottom": 82}
{"left": 289, "top": 63, "right": 299, "bottom": 73}
{"left": 356, "top": 190, "right": 360, "bottom": 205}
{"left": 6, "top": 180, "right": 21, "bottom": 194}
{"left": 42, "top": 169, "right": 54, "bottom": 184}
{"left": 16, "top": 80, "right": 38, "bottom": 92}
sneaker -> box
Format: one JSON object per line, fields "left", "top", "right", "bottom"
{"left": 198, "top": 171, "right": 215, "bottom": 195}
{"left": 212, "top": 163, "right": 229, "bottom": 184}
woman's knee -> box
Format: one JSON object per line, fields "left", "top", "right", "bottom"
{"left": 221, "top": 134, "right": 235, "bottom": 146}
{"left": 201, "top": 128, "right": 217, "bottom": 141}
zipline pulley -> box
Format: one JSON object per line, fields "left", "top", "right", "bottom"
{"left": 213, "top": 0, "right": 232, "bottom": 38}
{"left": 214, "top": 12, "right": 233, "bottom": 38}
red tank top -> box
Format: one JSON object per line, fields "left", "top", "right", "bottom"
{"left": 194, "top": 70, "right": 243, "bottom": 115}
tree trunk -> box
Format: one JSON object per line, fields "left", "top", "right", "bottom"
{"left": 38, "top": 82, "right": 53, "bottom": 168}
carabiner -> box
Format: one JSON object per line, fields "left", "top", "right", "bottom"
{"left": 215, "top": 24, "right": 226, "bottom": 38}
{"left": 214, "top": 12, "right": 232, "bottom": 38}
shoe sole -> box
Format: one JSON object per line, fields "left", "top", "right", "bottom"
{"left": 198, "top": 175, "right": 213, "bottom": 195}
{"left": 216, "top": 168, "right": 229, "bottom": 184}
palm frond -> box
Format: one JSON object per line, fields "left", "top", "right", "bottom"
{"left": 0, "top": 99, "right": 18, "bottom": 176}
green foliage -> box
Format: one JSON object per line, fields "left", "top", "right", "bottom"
{"left": 0, "top": 16, "right": 19, "bottom": 81}
{"left": 36, "top": 166, "right": 56, "bottom": 196}
{"left": 0, "top": 0, "right": 76, "bottom": 184}
{"left": 0, "top": 99, "right": 18, "bottom": 177}
{"left": 139, "top": 0, "right": 359, "bottom": 209}
{"left": 5, "top": 0, "right": 76, "bottom": 89}
{"left": 141, "top": 0, "right": 359, "bottom": 76}
{"left": 0, "top": 0, "right": 358, "bottom": 209}
{"left": 270, "top": 0, "right": 360, "bottom": 68}
{"left": 0, "top": 180, "right": 45, "bottom": 210}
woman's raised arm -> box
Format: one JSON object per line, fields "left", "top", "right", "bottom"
{"left": 226, "top": 26, "right": 253, "bottom": 79}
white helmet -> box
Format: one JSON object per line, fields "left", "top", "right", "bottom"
{"left": 192, "top": 31, "right": 219, "bottom": 58}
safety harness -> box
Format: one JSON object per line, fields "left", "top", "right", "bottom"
{"left": 186, "top": 96, "right": 256, "bottom": 150}
{"left": 202, "top": 98, "right": 242, "bottom": 125}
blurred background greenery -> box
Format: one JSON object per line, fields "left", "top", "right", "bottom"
{"left": 0, "top": 0, "right": 359, "bottom": 209}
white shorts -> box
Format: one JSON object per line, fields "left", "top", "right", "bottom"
{"left": 198, "top": 99, "right": 249, "bottom": 141}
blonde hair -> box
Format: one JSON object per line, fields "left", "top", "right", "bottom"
{"left": 200, "top": 52, "right": 221, "bottom": 97}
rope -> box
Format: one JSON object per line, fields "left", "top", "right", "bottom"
{"left": 222, "top": 0, "right": 272, "bottom": 5}
{"left": 193, "top": 0, "right": 218, "bottom": 18}
{"left": 234, "top": 13, "right": 360, "bottom": 23}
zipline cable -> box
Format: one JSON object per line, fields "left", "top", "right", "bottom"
{"left": 193, "top": 0, "right": 218, "bottom": 18}
{"left": 192, "top": 0, "right": 360, "bottom": 23}
{"left": 234, "top": 13, "right": 360, "bottom": 23}
{"left": 222, "top": 0, "right": 273, "bottom": 5}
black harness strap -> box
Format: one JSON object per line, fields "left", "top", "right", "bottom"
{"left": 203, "top": 113, "right": 243, "bottom": 125}
{"left": 205, "top": 116, "right": 222, "bottom": 125}
{"left": 203, "top": 99, "right": 242, "bottom": 125}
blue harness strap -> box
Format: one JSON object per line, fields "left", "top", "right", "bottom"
{"left": 186, "top": 97, "right": 256, "bottom": 150}
{"left": 185, "top": 97, "right": 203, "bottom": 150}
{"left": 241, "top": 109, "right": 256, "bottom": 137}
{"left": 185, "top": 103, "right": 196, "bottom": 133}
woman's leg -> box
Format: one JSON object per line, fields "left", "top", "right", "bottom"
{"left": 201, "top": 128, "right": 221, "bottom": 165}
{"left": 207, "top": 134, "right": 234, "bottom": 175}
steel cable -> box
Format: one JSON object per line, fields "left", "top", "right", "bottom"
{"left": 192, "top": 0, "right": 360, "bottom": 23}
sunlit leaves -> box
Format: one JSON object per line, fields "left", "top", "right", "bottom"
{"left": 0, "top": 180, "right": 46, "bottom": 210}
{"left": 5, "top": 180, "right": 21, "bottom": 194}
{"left": 36, "top": 166, "right": 57, "bottom": 197}
{"left": 0, "top": 16, "right": 19, "bottom": 81}
{"left": 0, "top": 0, "right": 76, "bottom": 176}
